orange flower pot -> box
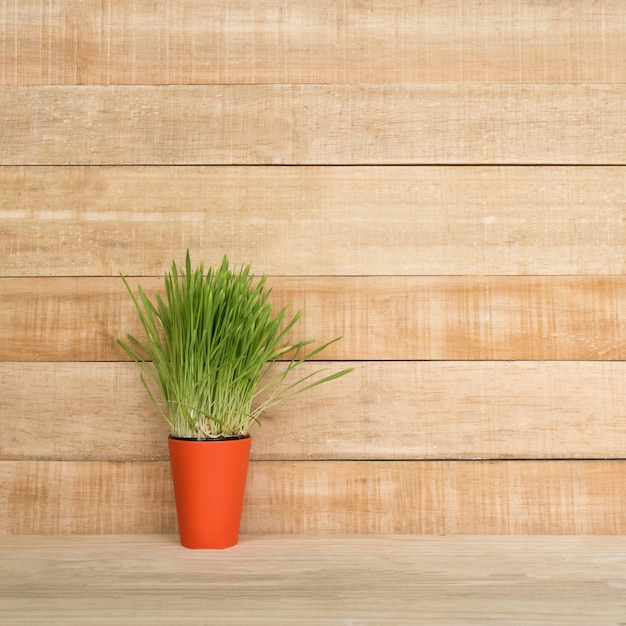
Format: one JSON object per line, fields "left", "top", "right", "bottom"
{"left": 167, "top": 435, "right": 252, "bottom": 549}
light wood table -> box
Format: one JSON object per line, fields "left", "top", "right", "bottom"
{"left": 1, "top": 535, "right": 625, "bottom": 625}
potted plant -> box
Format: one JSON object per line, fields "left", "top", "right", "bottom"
{"left": 117, "top": 251, "right": 352, "bottom": 549}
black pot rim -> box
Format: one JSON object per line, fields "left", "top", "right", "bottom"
{"left": 168, "top": 434, "right": 251, "bottom": 442}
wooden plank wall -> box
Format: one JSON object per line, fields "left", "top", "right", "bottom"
{"left": 1, "top": 1, "right": 626, "bottom": 535}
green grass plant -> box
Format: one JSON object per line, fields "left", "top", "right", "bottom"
{"left": 117, "top": 252, "right": 353, "bottom": 439}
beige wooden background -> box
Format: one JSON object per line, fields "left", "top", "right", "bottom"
{"left": 1, "top": 1, "right": 626, "bottom": 534}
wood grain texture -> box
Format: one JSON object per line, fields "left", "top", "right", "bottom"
{"left": 3, "top": 361, "right": 626, "bottom": 462}
{"left": 2, "top": 460, "right": 625, "bottom": 534}
{"left": 1, "top": 461, "right": 175, "bottom": 534}
{"left": 3, "top": 0, "right": 624, "bottom": 543}
{"left": 3, "top": 165, "right": 626, "bottom": 277}
{"left": 3, "top": 0, "right": 626, "bottom": 85}
{"left": 1, "top": 85, "right": 625, "bottom": 165}
{"left": 3, "top": 276, "right": 626, "bottom": 362}
{"left": 2, "top": 536, "right": 626, "bottom": 625}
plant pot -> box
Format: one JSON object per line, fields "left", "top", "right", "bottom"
{"left": 167, "top": 435, "right": 252, "bottom": 549}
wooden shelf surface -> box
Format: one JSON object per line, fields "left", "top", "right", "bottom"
{"left": 1, "top": 535, "right": 625, "bottom": 625}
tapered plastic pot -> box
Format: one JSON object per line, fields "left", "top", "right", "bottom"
{"left": 167, "top": 435, "right": 252, "bottom": 549}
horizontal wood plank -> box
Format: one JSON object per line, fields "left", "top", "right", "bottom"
{"left": 2, "top": 460, "right": 625, "bottom": 534}
{"left": 3, "top": 0, "right": 625, "bottom": 85}
{"left": 1, "top": 461, "right": 175, "bottom": 534}
{"left": 2, "top": 536, "right": 626, "bottom": 625}
{"left": 249, "top": 460, "right": 626, "bottom": 534}
{"left": 1, "top": 85, "right": 625, "bottom": 165}
{"left": 3, "top": 165, "right": 626, "bottom": 277}
{"left": 3, "top": 361, "right": 626, "bottom": 462}
{"left": 11, "top": 535, "right": 626, "bottom": 624}
{"left": 3, "top": 276, "right": 626, "bottom": 362}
